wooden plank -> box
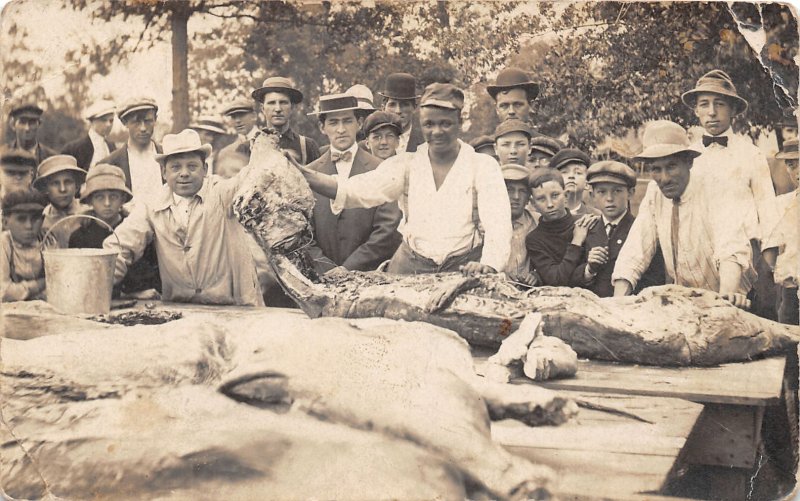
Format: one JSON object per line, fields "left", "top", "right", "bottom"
{"left": 681, "top": 404, "right": 764, "bottom": 468}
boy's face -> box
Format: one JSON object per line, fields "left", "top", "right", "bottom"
{"left": 531, "top": 180, "right": 567, "bottom": 221}
{"left": 505, "top": 179, "right": 530, "bottom": 220}
{"left": 647, "top": 154, "right": 692, "bottom": 200}
{"left": 91, "top": 114, "right": 114, "bottom": 137}
{"left": 162, "top": 152, "right": 208, "bottom": 198}
{"left": 694, "top": 93, "right": 733, "bottom": 136}
{"left": 320, "top": 110, "right": 359, "bottom": 152}
{"left": 367, "top": 125, "right": 400, "bottom": 160}
{"left": 590, "top": 182, "right": 632, "bottom": 220}
{"left": 495, "top": 88, "right": 532, "bottom": 122}
{"left": 44, "top": 171, "right": 78, "bottom": 210}
{"left": 527, "top": 150, "right": 551, "bottom": 170}
{"left": 558, "top": 161, "right": 588, "bottom": 195}
{"left": 495, "top": 132, "right": 530, "bottom": 165}
{"left": 785, "top": 158, "right": 799, "bottom": 189}
{"left": 123, "top": 110, "right": 156, "bottom": 148}
{"left": 3, "top": 211, "right": 43, "bottom": 246}
{"left": 90, "top": 189, "right": 125, "bottom": 224}
{"left": 230, "top": 110, "right": 258, "bottom": 135}
{"left": 261, "top": 92, "right": 293, "bottom": 130}
{"left": 0, "top": 165, "right": 34, "bottom": 192}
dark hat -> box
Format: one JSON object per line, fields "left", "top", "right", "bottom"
{"left": 681, "top": 69, "right": 748, "bottom": 114}
{"left": 378, "top": 73, "right": 420, "bottom": 101}
{"left": 33, "top": 155, "right": 86, "bottom": 191}
{"left": 252, "top": 76, "right": 304, "bottom": 104}
{"left": 587, "top": 160, "right": 637, "bottom": 188}
{"left": 307, "top": 93, "right": 360, "bottom": 116}
{"left": 222, "top": 98, "right": 256, "bottom": 117}
{"left": 9, "top": 102, "right": 44, "bottom": 119}
{"left": 486, "top": 67, "right": 540, "bottom": 101}
{"left": 363, "top": 111, "right": 403, "bottom": 136}
{"left": 190, "top": 115, "right": 227, "bottom": 135}
{"left": 529, "top": 135, "right": 563, "bottom": 157}
{"left": 469, "top": 135, "right": 496, "bottom": 150}
{"left": 2, "top": 188, "right": 47, "bottom": 214}
{"left": 117, "top": 97, "right": 158, "bottom": 121}
{"left": 776, "top": 138, "right": 799, "bottom": 160}
{"left": 0, "top": 149, "right": 37, "bottom": 171}
{"left": 494, "top": 119, "right": 533, "bottom": 141}
{"left": 419, "top": 83, "right": 464, "bottom": 110}
{"left": 634, "top": 120, "right": 702, "bottom": 161}
{"left": 501, "top": 163, "right": 530, "bottom": 182}
{"left": 550, "top": 148, "right": 591, "bottom": 170}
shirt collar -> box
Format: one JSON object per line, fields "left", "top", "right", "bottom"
{"left": 602, "top": 209, "right": 628, "bottom": 227}
{"left": 155, "top": 181, "right": 208, "bottom": 211}
{"left": 127, "top": 139, "right": 156, "bottom": 154}
{"left": 331, "top": 142, "right": 359, "bottom": 159}
{"left": 88, "top": 128, "right": 104, "bottom": 144}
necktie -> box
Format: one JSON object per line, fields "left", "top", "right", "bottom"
{"left": 331, "top": 150, "right": 353, "bottom": 163}
{"left": 702, "top": 135, "right": 728, "bottom": 147}
{"left": 605, "top": 223, "right": 616, "bottom": 238}
{"left": 671, "top": 197, "right": 680, "bottom": 284}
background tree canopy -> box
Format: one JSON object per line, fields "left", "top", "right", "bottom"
{"left": 1, "top": 1, "right": 797, "bottom": 154}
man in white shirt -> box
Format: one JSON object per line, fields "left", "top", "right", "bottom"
{"left": 293, "top": 83, "right": 511, "bottom": 276}
{"left": 612, "top": 120, "right": 754, "bottom": 309}
{"left": 62, "top": 99, "right": 117, "bottom": 170}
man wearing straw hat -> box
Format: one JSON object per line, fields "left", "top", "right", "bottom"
{"left": 612, "top": 120, "right": 754, "bottom": 309}
{"left": 190, "top": 115, "right": 227, "bottom": 174}
{"left": 104, "top": 129, "right": 263, "bottom": 306}
{"left": 379, "top": 73, "right": 425, "bottom": 153}
{"left": 1, "top": 188, "right": 50, "bottom": 301}
{"left": 33, "top": 155, "right": 88, "bottom": 248}
{"left": 62, "top": 99, "right": 117, "bottom": 170}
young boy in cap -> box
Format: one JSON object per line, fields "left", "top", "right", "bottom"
{"left": 190, "top": 115, "right": 228, "bottom": 174}
{"left": 549, "top": 148, "right": 600, "bottom": 216}
{"left": 104, "top": 129, "right": 263, "bottom": 306}
{"left": 34, "top": 155, "right": 88, "bottom": 248}
{"left": 62, "top": 99, "right": 117, "bottom": 170}
{"left": 1, "top": 189, "right": 50, "bottom": 301}
{"left": 219, "top": 98, "right": 259, "bottom": 159}
{"left": 295, "top": 83, "right": 511, "bottom": 276}
{"left": 363, "top": 111, "right": 403, "bottom": 161}
{"left": 469, "top": 135, "right": 497, "bottom": 159}
{"left": 613, "top": 121, "right": 754, "bottom": 309}
{"left": 5, "top": 102, "right": 57, "bottom": 168}
{"left": 528, "top": 135, "right": 563, "bottom": 171}
{"left": 0, "top": 150, "right": 36, "bottom": 201}
{"left": 501, "top": 163, "right": 539, "bottom": 286}
{"left": 494, "top": 119, "right": 533, "bottom": 168}
{"left": 379, "top": 73, "right": 425, "bottom": 153}
{"left": 525, "top": 169, "right": 599, "bottom": 286}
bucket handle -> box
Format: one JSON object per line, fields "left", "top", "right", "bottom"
{"left": 41, "top": 214, "right": 122, "bottom": 250}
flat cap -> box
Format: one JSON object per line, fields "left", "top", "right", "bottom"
{"left": 363, "top": 111, "right": 403, "bottom": 136}
{"left": 222, "top": 98, "right": 255, "bottom": 117}
{"left": 501, "top": 163, "right": 531, "bottom": 182}
{"left": 586, "top": 160, "right": 637, "bottom": 188}
{"left": 469, "top": 135, "right": 496, "bottom": 150}
{"left": 85, "top": 99, "right": 116, "bottom": 120}
{"left": 190, "top": 115, "right": 226, "bottom": 134}
{"left": 2, "top": 188, "right": 48, "bottom": 214}
{"left": 117, "top": 97, "right": 158, "bottom": 121}
{"left": 9, "top": 102, "right": 44, "bottom": 119}
{"left": 0, "top": 149, "right": 37, "bottom": 171}
{"left": 494, "top": 119, "right": 533, "bottom": 140}
{"left": 420, "top": 83, "right": 464, "bottom": 110}
{"left": 529, "top": 135, "right": 563, "bottom": 157}
{"left": 550, "top": 148, "right": 591, "bottom": 170}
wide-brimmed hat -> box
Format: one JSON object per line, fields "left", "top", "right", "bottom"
{"left": 346, "top": 84, "right": 376, "bottom": 112}
{"left": 79, "top": 163, "right": 133, "bottom": 203}
{"left": 634, "top": 120, "right": 702, "bottom": 161}
{"left": 190, "top": 115, "right": 226, "bottom": 135}
{"left": 0, "top": 149, "right": 37, "bottom": 172}
{"left": 776, "top": 138, "right": 799, "bottom": 160}
{"left": 2, "top": 188, "right": 48, "bottom": 214}
{"left": 501, "top": 163, "right": 530, "bottom": 182}
{"left": 154, "top": 129, "right": 213, "bottom": 163}
{"left": 252, "top": 76, "right": 304, "bottom": 104}
{"left": 117, "top": 97, "right": 158, "bottom": 121}
{"left": 419, "top": 83, "right": 464, "bottom": 110}
{"left": 494, "top": 119, "right": 533, "bottom": 141}
{"left": 84, "top": 99, "right": 116, "bottom": 120}
{"left": 222, "top": 99, "right": 255, "bottom": 117}
{"left": 9, "top": 101, "right": 44, "bottom": 119}
{"left": 378, "top": 73, "right": 420, "bottom": 101}
{"left": 529, "top": 135, "right": 563, "bottom": 157}
{"left": 33, "top": 155, "right": 86, "bottom": 191}
{"left": 487, "top": 67, "right": 540, "bottom": 101}
{"left": 681, "top": 69, "right": 748, "bottom": 114}
{"left": 587, "top": 160, "right": 637, "bottom": 188}
{"left": 550, "top": 148, "right": 591, "bottom": 170}
{"left": 307, "top": 94, "right": 360, "bottom": 116}
{"left": 363, "top": 111, "right": 402, "bottom": 136}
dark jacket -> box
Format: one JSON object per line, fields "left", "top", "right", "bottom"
{"left": 6, "top": 140, "right": 57, "bottom": 174}
{"left": 405, "top": 118, "right": 425, "bottom": 153}
{"left": 100, "top": 143, "right": 162, "bottom": 190}
{"left": 525, "top": 211, "right": 585, "bottom": 287}
{"left": 61, "top": 134, "right": 116, "bottom": 170}
{"left": 306, "top": 148, "right": 402, "bottom": 273}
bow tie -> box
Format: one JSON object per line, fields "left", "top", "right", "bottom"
{"left": 702, "top": 135, "right": 728, "bottom": 147}
{"left": 331, "top": 150, "right": 353, "bottom": 163}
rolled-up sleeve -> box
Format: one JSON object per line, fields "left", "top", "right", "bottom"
{"left": 103, "top": 201, "right": 154, "bottom": 284}
{"left": 475, "top": 160, "right": 511, "bottom": 271}
{"left": 331, "top": 155, "right": 406, "bottom": 215}
{"left": 750, "top": 150, "right": 779, "bottom": 245}
{"left": 612, "top": 182, "right": 659, "bottom": 290}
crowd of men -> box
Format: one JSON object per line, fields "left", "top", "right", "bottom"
{"left": 1, "top": 67, "right": 798, "bottom": 325}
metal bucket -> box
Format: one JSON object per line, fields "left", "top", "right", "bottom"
{"left": 42, "top": 215, "right": 121, "bottom": 315}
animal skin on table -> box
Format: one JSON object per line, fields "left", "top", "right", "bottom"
{"left": 1, "top": 311, "right": 568, "bottom": 500}
{"left": 230, "top": 133, "right": 800, "bottom": 367}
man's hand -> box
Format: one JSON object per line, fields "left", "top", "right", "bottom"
{"left": 571, "top": 214, "right": 599, "bottom": 246}
{"left": 324, "top": 266, "right": 350, "bottom": 280}
{"left": 459, "top": 261, "right": 496, "bottom": 277}
{"left": 508, "top": 270, "right": 539, "bottom": 287}
{"left": 283, "top": 150, "right": 305, "bottom": 170}
{"left": 721, "top": 293, "right": 751, "bottom": 310}
{"left": 586, "top": 246, "right": 609, "bottom": 273}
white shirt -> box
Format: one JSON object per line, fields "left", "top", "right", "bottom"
{"left": 171, "top": 193, "right": 197, "bottom": 230}
{"left": 88, "top": 128, "right": 110, "bottom": 168}
{"left": 331, "top": 142, "right": 359, "bottom": 180}
{"left": 332, "top": 140, "right": 511, "bottom": 271}
{"left": 612, "top": 178, "right": 754, "bottom": 294}
{"left": 690, "top": 128, "right": 778, "bottom": 244}
{"left": 602, "top": 210, "right": 627, "bottom": 236}
{"left": 766, "top": 191, "right": 798, "bottom": 287}
{"left": 128, "top": 141, "right": 163, "bottom": 206}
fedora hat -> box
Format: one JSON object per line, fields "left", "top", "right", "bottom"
{"left": 487, "top": 67, "right": 539, "bottom": 101}
{"left": 634, "top": 120, "right": 702, "bottom": 161}
{"left": 776, "top": 138, "right": 799, "bottom": 160}
{"left": 191, "top": 115, "right": 226, "bottom": 135}
{"left": 117, "top": 97, "right": 158, "bottom": 121}
{"left": 84, "top": 99, "right": 116, "bottom": 120}
{"left": 154, "top": 129, "right": 213, "bottom": 163}
{"left": 378, "top": 73, "right": 420, "bottom": 101}
{"left": 252, "top": 76, "right": 303, "bottom": 104}
{"left": 307, "top": 94, "right": 360, "bottom": 116}
{"left": 33, "top": 155, "right": 86, "bottom": 191}
{"left": 587, "top": 160, "right": 637, "bottom": 188}
{"left": 346, "top": 84, "right": 376, "bottom": 111}
{"left": 79, "top": 163, "right": 133, "bottom": 203}
{"left": 681, "top": 69, "right": 748, "bottom": 114}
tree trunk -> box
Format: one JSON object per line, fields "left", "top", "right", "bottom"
{"left": 170, "top": 4, "right": 191, "bottom": 132}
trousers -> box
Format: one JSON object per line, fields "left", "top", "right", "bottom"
{"left": 386, "top": 241, "right": 483, "bottom": 275}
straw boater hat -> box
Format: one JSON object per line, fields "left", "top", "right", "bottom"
{"left": 84, "top": 99, "right": 116, "bottom": 121}
{"left": 378, "top": 73, "right": 420, "bottom": 101}
{"left": 117, "top": 97, "right": 158, "bottom": 122}
{"left": 190, "top": 115, "right": 226, "bottom": 135}
{"left": 32, "top": 155, "right": 87, "bottom": 191}
{"left": 586, "top": 161, "right": 637, "bottom": 188}
{"left": 494, "top": 119, "right": 533, "bottom": 140}
{"left": 633, "top": 120, "right": 702, "bottom": 161}
{"left": 500, "top": 163, "right": 530, "bottom": 182}
{"left": 252, "top": 76, "right": 304, "bottom": 104}
{"left": 363, "top": 111, "right": 403, "bottom": 136}
{"left": 2, "top": 189, "right": 48, "bottom": 214}
{"left": 486, "top": 67, "right": 540, "bottom": 101}
{"left": 346, "top": 84, "right": 377, "bottom": 112}
{"left": 79, "top": 163, "right": 133, "bottom": 203}
{"left": 154, "top": 129, "right": 212, "bottom": 163}
{"left": 776, "top": 138, "right": 799, "bottom": 160}
{"left": 681, "top": 69, "right": 749, "bottom": 114}
{"left": 307, "top": 94, "right": 360, "bottom": 116}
